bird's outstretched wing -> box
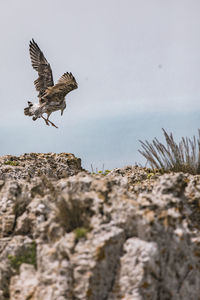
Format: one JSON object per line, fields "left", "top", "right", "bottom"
{"left": 29, "top": 39, "right": 54, "bottom": 97}
{"left": 43, "top": 72, "right": 78, "bottom": 101}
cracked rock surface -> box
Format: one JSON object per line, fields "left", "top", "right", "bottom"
{"left": 0, "top": 154, "right": 200, "bottom": 299}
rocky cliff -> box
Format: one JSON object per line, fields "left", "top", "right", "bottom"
{"left": 0, "top": 153, "right": 200, "bottom": 300}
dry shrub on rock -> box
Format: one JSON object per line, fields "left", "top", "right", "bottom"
{"left": 139, "top": 129, "right": 200, "bottom": 174}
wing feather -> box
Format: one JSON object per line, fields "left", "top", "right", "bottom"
{"left": 29, "top": 39, "right": 54, "bottom": 97}
{"left": 44, "top": 72, "right": 78, "bottom": 101}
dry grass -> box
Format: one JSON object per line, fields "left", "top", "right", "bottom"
{"left": 139, "top": 129, "right": 200, "bottom": 174}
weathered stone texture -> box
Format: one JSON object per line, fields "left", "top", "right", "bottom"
{"left": 0, "top": 155, "right": 199, "bottom": 299}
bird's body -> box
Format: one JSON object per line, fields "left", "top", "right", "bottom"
{"left": 24, "top": 39, "right": 78, "bottom": 128}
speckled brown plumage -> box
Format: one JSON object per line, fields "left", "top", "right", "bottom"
{"left": 24, "top": 39, "right": 78, "bottom": 128}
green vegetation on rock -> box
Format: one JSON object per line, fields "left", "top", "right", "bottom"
{"left": 8, "top": 241, "right": 37, "bottom": 272}
{"left": 91, "top": 164, "right": 111, "bottom": 175}
{"left": 74, "top": 227, "right": 89, "bottom": 241}
{"left": 4, "top": 160, "right": 19, "bottom": 166}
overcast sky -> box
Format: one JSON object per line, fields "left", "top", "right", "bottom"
{"left": 0, "top": 0, "right": 200, "bottom": 170}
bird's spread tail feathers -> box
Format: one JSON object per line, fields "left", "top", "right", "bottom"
{"left": 24, "top": 101, "right": 34, "bottom": 116}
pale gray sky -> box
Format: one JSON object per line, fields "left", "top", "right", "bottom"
{"left": 0, "top": 0, "right": 200, "bottom": 169}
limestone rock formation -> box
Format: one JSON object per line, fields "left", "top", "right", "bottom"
{"left": 0, "top": 154, "right": 200, "bottom": 300}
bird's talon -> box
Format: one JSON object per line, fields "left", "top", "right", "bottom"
{"left": 45, "top": 120, "right": 50, "bottom": 126}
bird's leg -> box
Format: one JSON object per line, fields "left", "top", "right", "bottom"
{"left": 42, "top": 116, "right": 50, "bottom": 126}
{"left": 45, "top": 113, "right": 58, "bottom": 128}
{"left": 46, "top": 118, "right": 58, "bottom": 128}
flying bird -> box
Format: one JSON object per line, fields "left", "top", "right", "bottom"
{"left": 24, "top": 39, "right": 78, "bottom": 128}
